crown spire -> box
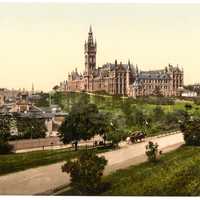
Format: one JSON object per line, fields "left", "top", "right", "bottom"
{"left": 89, "top": 25, "right": 92, "bottom": 33}
{"left": 88, "top": 25, "right": 94, "bottom": 45}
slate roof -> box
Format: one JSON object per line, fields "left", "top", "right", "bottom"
{"left": 101, "top": 63, "right": 135, "bottom": 71}
{"left": 137, "top": 72, "right": 171, "bottom": 80}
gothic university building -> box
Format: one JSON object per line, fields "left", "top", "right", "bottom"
{"left": 66, "top": 26, "right": 184, "bottom": 97}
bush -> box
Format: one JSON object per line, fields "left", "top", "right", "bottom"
{"left": 105, "top": 130, "right": 122, "bottom": 148}
{"left": 61, "top": 150, "right": 107, "bottom": 195}
{"left": 0, "top": 139, "right": 13, "bottom": 154}
{"left": 145, "top": 141, "right": 161, "bottom": 162}
{"left": 185, "top": 103, "right": 192, "bottom": 110}
{"left": 180, "top": 118, "right": 200, "bottom": 146}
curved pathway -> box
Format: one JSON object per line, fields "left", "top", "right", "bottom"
{"left": 0, "top": 132, "right": 184, "bottom": 195}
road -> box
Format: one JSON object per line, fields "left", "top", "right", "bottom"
{"left": 0, "top": 132, "right": 184, "bottom": 195}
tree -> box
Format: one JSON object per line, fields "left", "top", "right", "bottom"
{"left": 52, "top": 85, "right": 60, "bottom": 91}
{"left": 0, "top": 114, "right": 12, "bottom": 141}
{"left": 185, "top": 103, "right": 192, "bottom": 110}
{"left": 34, "top": 92, "right": 49, "bottom": 107}
{"left": 15, "top": 116, "right": 47, "bottom": 139}
{"left": 0, "top": 139, "right": 13, "bottom": 154}
{"left": 131, "top": 108, "right": 146, "bottom": 127}
{"left": 59, "top": 101, "right": 108, "bottom": 151}
{"left": 180, "top": 117, "right": 200, "bottom": 146}
{"left": 62, "top": 150, "right": 107, "bottom": 195}
{"left": 145, "top": 141, "right": 161, "bottom": 162}
{"left": 105, "top": 129, "right": 122, "bottom": 148}
{"left": 0, "top": 114, "right": 14, "bottom": 154}
{"left": 174, "top": 109, "right": 190, "bottom": 122}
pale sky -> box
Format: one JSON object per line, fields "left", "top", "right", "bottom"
{"left": 0, "top": 3, "right": 199, "bottom": 91}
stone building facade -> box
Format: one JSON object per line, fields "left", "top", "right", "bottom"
{"left": 67, "top": 26, "right": 184, "bottom": 97}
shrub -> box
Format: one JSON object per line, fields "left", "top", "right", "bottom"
{"left": 62, "top": 150, "right": 107, "bottom": 195}
{"left": 105, "top": 130, "right": 122, "bottom": 148}
{"left": 0, "top": 139, "right": 13, "bottom": 154}
{"left": 185, "top": 103, "right": 192, "bottom": 110}
{"left": 145, "top": 141, "right": 161, "bottom": 162}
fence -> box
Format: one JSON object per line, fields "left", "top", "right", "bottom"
{"left": 9, "top": 135, "right": 103, "bottom": 152}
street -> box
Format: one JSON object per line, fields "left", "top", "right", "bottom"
{"left": 0, "top": 132, "right": 184, "bottom": 195}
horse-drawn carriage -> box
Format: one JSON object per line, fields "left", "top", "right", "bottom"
{"left": 126, "top": 131, "right": 146, "bottom": 144}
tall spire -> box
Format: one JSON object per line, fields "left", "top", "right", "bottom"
{"left": 31, "top": 83, "right": 34, "bottom": 95}
{"left": 88, "top": 25, "right": 94, "bottom": 45}
{"left": 89, "top": 25, "right": 92, "bottom": 33}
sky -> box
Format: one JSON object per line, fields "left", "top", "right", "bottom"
{"left": 0, "top": 3, "right": 199, "bottom": 91}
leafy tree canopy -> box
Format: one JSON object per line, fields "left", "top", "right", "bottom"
{"left": 15, "top": 115, "right": 47, "bottom": 139}
{"left": 180, "top": 117, "right": 200, "bottom": 146}
{"left": 59, "top": 101, "right": 111, "bottom": 150}
{"left": 62, "top": 150, "right": 107, "bottom": 195}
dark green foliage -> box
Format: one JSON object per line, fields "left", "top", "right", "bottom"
{"left": 15, "top": 117, "right": 47, "bottom": 139}
{"left": 180, "top": 118, "right": 200, "bottom": 146}
{"left": 59, "top": 101, "right": 110, "bottom": 150}
{"left": 52, "top": 91, "right": 184, "bottom": 138}
{"left": 0, "top": 114, "right": 13, "bottom": 141}
{"left": 105, "top": 129, "right": 122, "bottom": 147}
{"left": 185, "top": 103, "right": 192, "bottom": 110}
{"left": 33, "top": 92, "right": 49, "bottom": 107}
{"left": 132, "top": 108, "right": 146, "bottom": 127}
{"left": 145, "top": 141, "right": 160, "bottom": 162}
{"left": 174, "top": 109, "right": 190, "bottom": 122}
{"left": 52, "top": 92, "right": 66, "bottom": 109}
{"left": 62, "top": 150, "right": 107, "bottom": 195}
{"left": 164, "top": 112, "right": 178, "bottom": 124}
{"left": 0, "top": 114, "right": 14, "bottom": 154}
{"left": 164, "top": 109, "right": 189, "bottom": 129}
{"left": 53, "top": 85, "right": 60, "bottom": 91}
{"left": 0, "top": 139, "right": 13, "bottom": 154}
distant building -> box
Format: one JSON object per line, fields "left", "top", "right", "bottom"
{"left": 66, "top": 26, "right": 184, "bottom": 97}
{"left": 181, "top": 90, "right": 198, "bottom": 97}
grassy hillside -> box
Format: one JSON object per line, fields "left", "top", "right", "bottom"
{"left": 51, "top": 92, "right": 200, "bottom": 136}
{"left": 102, "top": 146, "right": 200, "bottom": 196}
{"left": 61, "top": 145, "right": 200, "bottom": 196}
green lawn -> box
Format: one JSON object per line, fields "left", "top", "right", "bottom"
{"left": 0, "top": 145, "right": 112, "bottom": 176}
{"left": 51, "top": 92, "right": 200, "bottom": 138}
{"left": 102, "top": 145, "right": 200, "bottom": 196}
{"left": 62, "top": 146, "right": 200, "bottom": 196}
